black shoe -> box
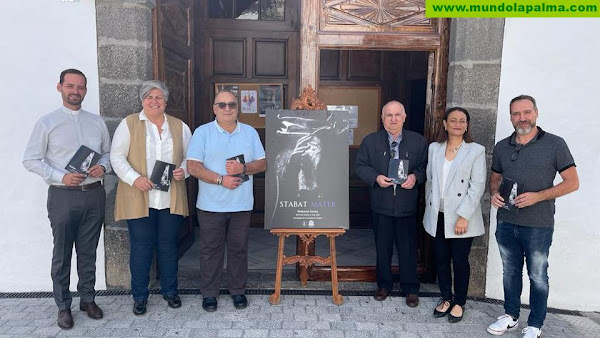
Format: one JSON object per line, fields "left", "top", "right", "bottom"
{"left": 373, "top": 288, "right": 389, "bottom": 301}
{"left": 448, "top": 304, "right": 464, "bottom": 323}
{"left": 231, "top": 294, "right": 248, "bottom": 309}
{"left": 133, "top": 300, "right": 147, "bottom": 316}
{"left": 163, "top": 294, "right": 182, "bottom": 309}
{"left": 202, "top": 297, "right": 217, "bottom": 312}
{"left": 406, "top": 294, "right": 420, "bottom": 308}
{"left": 80, "top": 301, "right": 103, "bottom": 319}
{"left": 57, "top": 309, "right": 73, "bottom": 329}
{"left": 433, "top": 299, "right": 452, "bottom": 318}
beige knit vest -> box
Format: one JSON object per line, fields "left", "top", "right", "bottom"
{"left": 114, "top": 113, "right": 189, "bottom": 221}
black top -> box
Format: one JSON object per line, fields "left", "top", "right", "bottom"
{"left": 492, "top": 127, "right": 576, "bottom": 227}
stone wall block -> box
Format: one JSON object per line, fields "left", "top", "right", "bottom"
{"left": 104, "top": 117, "right": 123, "bottom": 139}
{"left": 104, "top": 227, "right": 131, "bottom": 288}
{"left": 95, "top": 3, "right": 153, "bottom": 42}
{"left": 468, "top": 247, "right": 489, "bottom": 297}
{"left": 447, "top": 64, "right": 502, "bottom": 107}
{"left": 98, "top": 45, "right": 152, "bottom": 81}
{"left": 465, "top": 108, "right": 499, "bottom": 151}
{"left": 99, "top": 83, "right": 142, "bottom": 118}
{"left": 449, "top": 18, "right": 505, "bottom": 62}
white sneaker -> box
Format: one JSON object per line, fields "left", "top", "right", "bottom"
{"left": 522, "top": 326, "right": 542, "bottom": 338}
{"left": 487, "top": 314, "right": 519, "bottom": 335}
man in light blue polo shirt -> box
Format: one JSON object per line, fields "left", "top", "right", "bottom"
{"left": 187, "top": 90, "right": 266, "bottom": 312}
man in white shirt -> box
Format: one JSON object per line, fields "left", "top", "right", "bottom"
{"left": 23, "top": 69, "right": 111, "bottom": 330}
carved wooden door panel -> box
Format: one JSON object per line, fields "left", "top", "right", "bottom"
{"left": 153, "top": 0, "right": 196, "bottom": 255}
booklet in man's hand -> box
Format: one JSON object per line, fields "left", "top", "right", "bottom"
{"left": 499, "top": 177, "right": 525, "bottom": 214}
{"left": 150, "top": 160, "right": 176, "bottom": 192}
{"left": 227, "top": 154, "right": 250, "bottom": 182}
{"left": 388, "top": 158, "right": 409, "bottom": 185}
{"left": 65, "top": 145, "right": 101, "bottom": 174}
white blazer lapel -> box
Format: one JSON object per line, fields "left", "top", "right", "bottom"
{"left": 435, "top": 142, "right": 445, "bottom": 195}
{"left": 444, "top": 142, "right": 471, "bottom": 194}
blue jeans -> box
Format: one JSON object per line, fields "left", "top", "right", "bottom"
{"left": 127, "top": 208, "right": 183, "bottom": 301}
{"left": 495, "top": 221, "right": 554, "bottom": 328}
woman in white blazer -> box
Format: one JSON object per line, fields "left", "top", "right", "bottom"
{"left": 423, "top": 107, "right": 486, "bottom": 323}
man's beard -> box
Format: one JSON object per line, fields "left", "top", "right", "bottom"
{"left": 515, "top": 121, "right": 535, "bottom": 135}
{"left": 65, "top": 94, "right": 82, "bottom": 106}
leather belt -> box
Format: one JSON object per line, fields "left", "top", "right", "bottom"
{"left": 52, "top": 181, "right": 102, "bottom": 192}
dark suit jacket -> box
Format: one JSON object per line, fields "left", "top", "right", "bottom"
{"left": 354, "top": 129, "right": 428, "bottom": 217}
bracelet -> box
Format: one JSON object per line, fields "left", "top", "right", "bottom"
{"left": 216, "top": 175, "right": 223, "bottom": 185}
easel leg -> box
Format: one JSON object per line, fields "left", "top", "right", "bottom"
{"left": 329, "top": 236, "right": 343, "bottom": 305}
{"left": 300, "top": 239, "right": 309, "bottom": 287}
{"left": 270, "top": 235, "right": 285, "bottom": 305}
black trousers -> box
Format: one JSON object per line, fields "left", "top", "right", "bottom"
{"left": 47, "top": 185, "right": 105, "bottom": 310}
{"left": 433, "top": 212, "right": 474, "bottom": 306}
{"left": 372, "top": 212, "right": 420, "bottom": 294}
{"left": 197, "top": 209, "right": 251, "bottom": 297}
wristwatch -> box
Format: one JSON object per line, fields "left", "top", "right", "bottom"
{"left": 100, "top": 165, "right": 106, "bottom": 173}
{"left": 242, "top": 164, "right": 247, "bottom": 175}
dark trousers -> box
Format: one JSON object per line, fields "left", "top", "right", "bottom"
{"left": 372, "top": 212, "right": 420, "bottom": 294}
{"left": 197, "top": 209, "right": 251, "bottom": 297}
{"left": 47, "top": 185, "right": 105, "bottom": 310}
{"left": 432, "top": 213, "right": 474, "bottom": 306}
{"left": 127, "top": 208, "right": 183, "bottom": 302}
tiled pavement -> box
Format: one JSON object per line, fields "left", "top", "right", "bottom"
{"left": 5, "top": 229, "right": 598, "bottom": 337}
{"left": 0, "top": 293, "right": 598, "bottom": 337}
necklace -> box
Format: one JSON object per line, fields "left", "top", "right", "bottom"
{"left": 447, "top": 141, "right": 463, "bottom": 154}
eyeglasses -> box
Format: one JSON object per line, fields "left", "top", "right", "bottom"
{"left": 214, "top": 101, "right": 237, "bottom": 109}
{"left": 390, "top": 141, "right": 398, "bottom": 158}
{"left": 511, "top": 143, "right": 524, "bottom": 161}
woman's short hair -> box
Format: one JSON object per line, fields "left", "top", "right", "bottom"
{"left": 437, "top": 107, "right": 474, "bottom": 143}
{"left": 139, "top": 80, "right": 169, "bottom": 103}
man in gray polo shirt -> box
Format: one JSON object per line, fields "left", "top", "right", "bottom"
{"left": 23, "top": 69, "right": 111, "bottom": 329}
{"left": 486, "top": 95, "right": 579, "bottom": 338}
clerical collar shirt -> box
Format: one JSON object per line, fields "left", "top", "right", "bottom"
{"left": 110, "top": 110, "right": 192, "bottom": 210}
{"left": 23, "top": 106, "right": 112, "bottom": 186}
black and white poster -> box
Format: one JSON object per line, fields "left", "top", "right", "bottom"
{"left": 499, "top": 177, "right": 524, "bottom": 214}
{"left": 65, "top": 145, "right": 101, "bottom": 174}
{"left": 150, "top": 160, "right": 175, "bottom": 192}
{"left": 265, "top": 109, "right": 349, "bottom": 229}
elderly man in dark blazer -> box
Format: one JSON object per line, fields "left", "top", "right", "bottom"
{"left": 354, "top": 100, "right": 428, "bottom": 307}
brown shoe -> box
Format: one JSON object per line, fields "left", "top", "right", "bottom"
{"left": 406, "top": 294, "right": 419, "bottom": 308}
{"left": 80, "top": 301, "right": 103, "bottom": 319}
{"left": 57, "top": 309, "right": 73, "bottom": 329}
{"left": 373, "top": 288, "right": 389, "bottom": 301}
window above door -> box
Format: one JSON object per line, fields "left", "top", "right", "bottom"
{"left": 209, "top": 0, "right": 285, "bottom": 21}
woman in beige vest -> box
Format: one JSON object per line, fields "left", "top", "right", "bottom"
{"left": 110, "top": 81, "right": 191, "bottom": 316}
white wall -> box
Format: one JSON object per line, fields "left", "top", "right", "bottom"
{"left": 0, "top": 1, "right": 105, "bottom": 292}
{"left": 486, "top": 18, "right": 600, "bottom": 311}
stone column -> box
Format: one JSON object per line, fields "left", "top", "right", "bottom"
{"left": 446, "top": 18, "right": 505, "bottom": 296}
{"left": 95, "top": 0, "right": 156, "bottom": 288}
